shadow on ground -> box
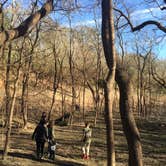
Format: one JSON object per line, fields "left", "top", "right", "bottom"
{"left": 0, "top": 150, "right": 85, "bottom": 166}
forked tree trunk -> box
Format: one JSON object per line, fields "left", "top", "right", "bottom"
{"left": 102, "top": 0, "right": 116, "bottom": 165}
{"left": 115, "top": 66, "right": 143, "bottom": 166}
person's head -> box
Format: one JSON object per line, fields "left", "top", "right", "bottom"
{"left": 41, "top": 112, "right": 46, "bottom": 118}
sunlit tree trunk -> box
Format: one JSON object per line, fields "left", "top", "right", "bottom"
{"left": 3, "top": 41, "right": 23, "bottom": 159}
{"left": 104, "top": 72, "right": 115, "bottom": 166}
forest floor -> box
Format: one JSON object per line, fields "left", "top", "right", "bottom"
{"left": 0, "top": 110, "right": 166, "bottom": 166}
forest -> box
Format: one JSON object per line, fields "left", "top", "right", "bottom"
{"left": 0, "top": 0, "right": 166, "bottom": 166}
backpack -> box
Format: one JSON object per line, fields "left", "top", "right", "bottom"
{"left": 83, "top": 128, "right": 92, "bottom": 142}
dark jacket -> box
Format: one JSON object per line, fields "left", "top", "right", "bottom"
{"left": 47, "top": 126, "right": 55, "bottom": 140}
{"left": 32, "top": 123, "right": 48, "bottom": 142}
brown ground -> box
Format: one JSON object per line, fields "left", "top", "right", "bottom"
{"left": 0, "top": 110, "right": 166, "bottom": 166}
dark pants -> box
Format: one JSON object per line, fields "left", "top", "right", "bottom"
{"left": 36, "top": 140, "right": 45, "bottom": 159}
{"left": 48, "top": 142, "right": 55, "bottom": 160}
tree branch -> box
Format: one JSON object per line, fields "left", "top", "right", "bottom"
{"left": 0, "top": 0, "right": 53, "bottom": 47}
{"left": 114, "top": 7, "right": 166, "bottom": 33}
{"left": 151, "top": 63, "right": 166, "bottom": 89}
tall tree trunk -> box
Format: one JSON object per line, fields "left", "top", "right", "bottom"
{"left": 5, "top": 44, "right": 12, "bottom": 126}
{"left": 104, "top": 72, "right": 115, "bottom": 166}
{"left": 68, "top": 15, "right": 76, "bottom": 125}
{"left": 3, "top": 75, "right": 19, "bottom": 158}
{"left": 48, "top": 45, "right": 59, "bottom": 121}
{"left": 115, "top": 66, "right": 143, "bottom": 166}
{"left": 136, "top": 55, "right": 141, "bottom": 116}
{"left": 82, "top": 78, "right": 86, "bottom": 121}
{"left": 21, "top": 73, "right": 28, "bottom": 128}
{"left": 148, "top": 55, "right": 152, "bottom": 117}
{"left": 3, "top": 45, "right": 22, "bottom": 159}
{"left": 21, "top": 27, "right": 39, "bottom": 128}
{"left": 86, "top": 81, "right": 98, "bottom": 126}
{"left": 102, "top": 0, "right": 116, "bottom": 165}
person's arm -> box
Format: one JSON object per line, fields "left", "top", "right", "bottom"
{"left": 44, "top": 126, "right": 48, "bottom": 141}
{"left": 32, "top": 126, "right": 38, "bottom": 140}
{"left": 52, "top": 126, "right": 55, "bottom": 139}
{"left": 81, "top": 129, "right": 85, "bottom": 141}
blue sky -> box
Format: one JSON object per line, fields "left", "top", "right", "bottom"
{"left": 3, "top": 0, "right": 166, "bottom": 59}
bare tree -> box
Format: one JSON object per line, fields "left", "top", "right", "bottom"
{"left": 48, "top": 42, "right": 64, "bottom": 121}
{"left": 21, "top": 25, "right": 40, "bottom": 128}
{"left": 67, "top": 14, "right": 77, "bottom": 125}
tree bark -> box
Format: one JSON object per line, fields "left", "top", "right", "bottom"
{"left": 3, "top": 44, "right": 22, "bottom": 159}
{"left": 0, "top": 0, "right": 53, "bottom": 47}
{"left": 68, "top": 15, "right": 76, "bottom": 125}
{"left": 115, "top": 66, "right": 143, "bottom": 166}
{"left": 102, "top": 0, "right": 116, "bottom": 165}
{"left": 48, "top": 44, "right": 60, "bottom": 121}
{"left": 5, "top": 44, "right": 12, "bottom": 125}
{"left": 104, "top": 72, "right": 115, "bottom": 166}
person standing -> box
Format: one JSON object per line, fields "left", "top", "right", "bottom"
{"left": 47, "top": 120, "right": 56, "bottom": 160}
{"left": 82, "top": 122, "right": 92, "bottom": 160}
{"left": 32, "top": 120, "right": 48, "bottom": 159}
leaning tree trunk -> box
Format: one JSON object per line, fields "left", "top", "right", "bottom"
{"left": 115, "top": 66, "right": 143, "bottom": 166}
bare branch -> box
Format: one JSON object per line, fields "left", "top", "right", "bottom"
{"left": 151, "top": 62, "right": 166, "bottom": 88}
{"left": 114, "top": 7, "right": 166, "bottom": 33}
